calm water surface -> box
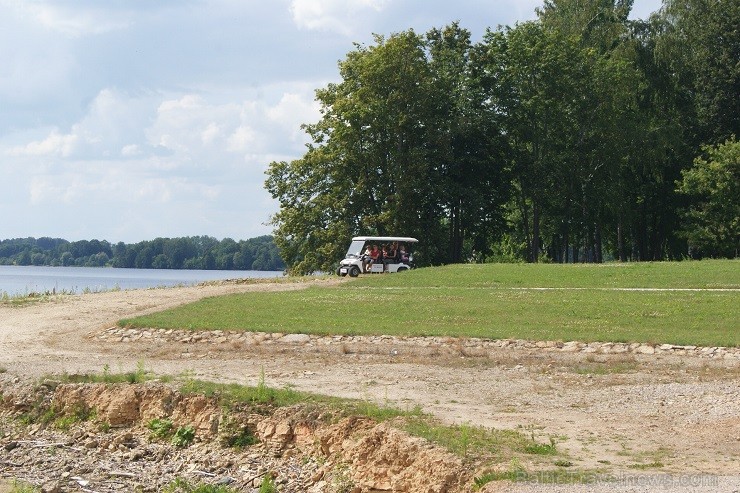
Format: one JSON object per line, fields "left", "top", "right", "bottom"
{"left": 0, "top": 265, "right": 284, "bottom": 296}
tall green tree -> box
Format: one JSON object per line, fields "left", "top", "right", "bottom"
{"left": 480, "top": 21, "right": 589, "bottom": 262}
{"left": 676, "top": 137, "right": 740, "bottom": 257}
{"left": 659, "top": 0, "right": 740, "bottom": 143}
{"left": 266, "top": 31, "right": 443, "bottom": 274}
{"left": 428, "top": 23, "right": 510, "bottom": 262}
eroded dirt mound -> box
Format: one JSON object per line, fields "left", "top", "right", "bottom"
{"left": 0, "top": 376, "right": 471, "bottom": 492}
{"left": 53, "top": 383, "right": 221, "bottom": 433}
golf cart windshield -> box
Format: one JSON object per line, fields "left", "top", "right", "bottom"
{"left": 345, "top": 240, "right": 366, "bottom": 258}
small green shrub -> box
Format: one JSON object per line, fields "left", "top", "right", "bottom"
{"left": 222, "top": 426, "right": 258, "bottom": 448}
{"left": 525, "top": 442, "right": 557, "bottom": 455}
{"left": 127, "top": 360, "right": 149, "bottom": 383}
{"left": 172, "top": 425, "right": 195, "bottom": 447}
{"left": 147, "top": 418, "right": 174, "bottom": 439}
{"left": 525, "top": 435, "right": 557, "bottom": 455}
{"left": 258, "top": 474, "right": 277, "bottom": 493}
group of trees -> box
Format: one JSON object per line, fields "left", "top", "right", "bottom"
{"left": 266, "top": 0, "right": 739, "bottom": 274}
{"left": 0, "top": 236, "right": 285, "bottom": 271}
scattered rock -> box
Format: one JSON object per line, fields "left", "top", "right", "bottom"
{"left": 281, "top": 333, "right": 311, "bottom": 344}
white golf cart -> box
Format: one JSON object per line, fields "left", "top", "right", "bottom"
{"left": 336, "top": 236, "right": 418, "bottom": 277}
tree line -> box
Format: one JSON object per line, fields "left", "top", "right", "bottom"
{"left": 0, "top": 236, "right": 286, "bottom": 271}
{"left": 265, "top": 0, "right": 739, "bottom": 274}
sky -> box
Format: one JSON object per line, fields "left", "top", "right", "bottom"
{"left": 0, "top": 0, "right": 663, "bottom": 244}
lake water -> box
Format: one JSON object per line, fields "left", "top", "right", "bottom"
{"left": 0, "top": 265, "right": 284, "bottom": 296}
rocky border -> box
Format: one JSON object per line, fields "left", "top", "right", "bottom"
{"left": 98, "top": 327, "right": 740, "bottom": 360}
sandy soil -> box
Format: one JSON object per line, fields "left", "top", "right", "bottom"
{"left": 1, "top": 279, "right": 738, "bottom": 492}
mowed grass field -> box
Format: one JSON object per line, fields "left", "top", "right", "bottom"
{"left": 120, "top": 260, "right": 740, "bottom": 347}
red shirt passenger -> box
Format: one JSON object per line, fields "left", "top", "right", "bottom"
{"left": 369, "top": 245, "right": 380, "bottom": 262}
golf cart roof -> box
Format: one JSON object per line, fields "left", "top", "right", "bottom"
{"left": 352, "top": 236, "right": 418, "bottom": 243}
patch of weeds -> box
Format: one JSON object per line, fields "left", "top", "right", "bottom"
{"left": 172, "top": 425, "right": 195, "bottom": 447}
{"left": 127, "top": 360, "right": 150, "bottom": 383}
{"left": 54, "top": 403, "right": 95, "bottom": 431}
{"left": 473, "top": 459, "right": 531, "bottom": 488}
{"left": 255, "top": 367, "right": 270, "bottom": 403}
{"left": 180, "top": 377, "right": 421, "bottom": 423}
{"left": 53, "top": 363, "right": 155, "bottom": 385}
{"left": 163, "top": 477, "right": 238, "bottom": 493}
{"left": 0, "top": 366, "right": 7, "bottom": 373}
{"left": 147, "top": 418, "right": 174, "bottom": 440}
{"left": 53, "top": 415, "right": 78, "bottom": 431}
{"left": 18, "top": 403, "right": 57, "bottom": 428}
{"left": 181, "top": 375, "right": 302, "bottom": 410}
{"left": 554, "top": 459, "right": 573, "bottom": 467}
{"left": 220, "top": 416, "right": 258, "bottom": 449}
{"left": 258, "top": 474, "right": 277, "bottom": 493}
{"left": 0, "top": 290, "right": 69, "bottom": 306}
{"left": 7, "top": 480, "right": 41, "bottom": 493}
{"left": 224, "top": 428, "right": 258, "bottom": 448}
{"left": 327, "top": 463, "right": 354, "bottom": 493}
{"left": 354, "top": 399, "right": 423, "bottom": 422}
{"left": 524, "top": 428, "right": 558, "bottom": 455}
{"left": 404, "top": 417, "right": 529, "bottom": 459}
{"left": 524, "top": 439, "right": 558, "bottom": 455}
{"left": 619, "top": 446, "right": 670, "bottom": 469}
{"left": 627, "top": 461, "right": 664, "bottom": 469}
{"left": 573, "top": 361, "right": 638, "bottom": 375}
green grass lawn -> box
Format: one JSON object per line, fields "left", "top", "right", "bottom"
{"left": 120, "top": 260, "right": 740, "bottom": 347}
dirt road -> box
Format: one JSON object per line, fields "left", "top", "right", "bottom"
{"left": 1, "top": 279, "right": 738, "bottom": 492}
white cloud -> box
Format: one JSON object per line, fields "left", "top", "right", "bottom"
{"left": 267, "top": 92, "right": 319, "bottom": 128}
{"left": 121, "top": 144, "right": 141, "bottom": 157}
{"left": 0, "top": 82, "right": 319, "bottom": 239}
{"left": 5, "top": 88, "right": 159, "bottom": 160}
{"left": 8, "top": 130, "right": 78, "bottom": 157}
{"left": 227, "top": 126, "right": 256, "bottom": 152}
{"left": 201, "top": 123, "right": 221, "bottom": 145}
{"left": 148, "top": 89, "right": 317, "bottom": 163}
{"left": 290, "top": 0, "right": 389, "bottom": 35}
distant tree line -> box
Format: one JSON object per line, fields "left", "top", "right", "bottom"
{"left": 266, "top": 0, "right": 739, "bottom": 274}
{"left": 0, "top": 236, "right": 286, "bottom": 271}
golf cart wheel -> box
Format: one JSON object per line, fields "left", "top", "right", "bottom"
{"left": 349, "top": 266, "right": 360, "bottom": 277}
{"left": 337, "top": 268, "right": 347, "bottom": 277}
{"left": 397, "top": 266, "right": 408, "bottom": 272}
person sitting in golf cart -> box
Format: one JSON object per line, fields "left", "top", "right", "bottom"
{"left": 399, "top": 244, "right": 409, "bottom": 263}
{"left": 385, "top": 242, "right": 398, "bottom": 263}
{"left": 379, "top": 243, "right": 399, "bottom": 271}
{"left": 366, "top": 244, "right": 381, "bottom": 272}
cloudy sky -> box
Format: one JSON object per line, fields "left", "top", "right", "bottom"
{"left": 0, "top": 0, "right": 663, "bottom": 244}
